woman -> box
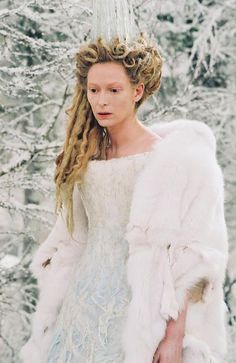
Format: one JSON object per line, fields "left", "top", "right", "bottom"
{"left": 20, "top": 34, "right": 228, "bottom": 363}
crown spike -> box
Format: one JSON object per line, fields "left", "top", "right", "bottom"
{"left": 91, "top": 0, "right": 138, "bottom": 43}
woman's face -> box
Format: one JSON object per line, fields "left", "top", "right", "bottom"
{"left": 87, "top": 61, "right": 144, "bottom": 127}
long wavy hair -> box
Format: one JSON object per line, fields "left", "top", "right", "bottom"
{"left": 54, "top": 32, "right": 163, "bottom": 238}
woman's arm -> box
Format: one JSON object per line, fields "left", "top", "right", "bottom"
{"left": 152, "top": 293, "right": 188, "bottom": 363}
{"left": 30, "top": 184, "right": 88, "bottom": 285}
{"left": 165, "top": 294, "right": 188, "bottom": 340}
{"left": 19, "top": 183, "right": 88, "bottom": 363}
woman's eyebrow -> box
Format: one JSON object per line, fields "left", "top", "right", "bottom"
{"left": 87, "top": 82, "right": 123, "bottom": 86}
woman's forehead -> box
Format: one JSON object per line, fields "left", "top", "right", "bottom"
{"left": 88, "top": 62, "right": 127, "bottom": 78}
{"left": 87, "top": 62, "right": 132, "bottom": 87}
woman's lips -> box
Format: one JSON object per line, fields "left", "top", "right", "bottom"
{"left": 97, "top": 113, "right": 112, "bottom": 118}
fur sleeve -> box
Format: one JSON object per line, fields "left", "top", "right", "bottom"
{"left": 164, "top": 146, "right": 228, "bottom": 317}
{"left": 19, "top": 184, "right": 88, "bottom": 363}
{"left": 122, "top": 121, "right": 228, "bottom": 362}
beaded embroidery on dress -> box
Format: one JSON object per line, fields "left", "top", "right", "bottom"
{"left": 45, "top": 150, "right": 154, "bottom": 363}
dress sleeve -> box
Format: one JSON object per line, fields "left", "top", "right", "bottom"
{"left": 29, "top": 184, "right": 88, "bottom": 286}
{"left": 19, "top": 184, "right": 88, "bottom": 363}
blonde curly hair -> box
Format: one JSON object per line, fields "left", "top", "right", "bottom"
{"left": 54, "top": 32, "right": 163, "bottom": 237}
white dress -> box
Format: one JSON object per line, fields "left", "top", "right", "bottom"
{"left": 45, "top": 150, "right": 154, "bottom": 363}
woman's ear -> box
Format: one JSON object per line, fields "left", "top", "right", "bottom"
{"left": 134, "top": 83, "right": 145, "bottom": 103}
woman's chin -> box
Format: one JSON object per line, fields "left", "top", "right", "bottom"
{"left": 96, "top": 118, "right": 115, "bottom": 126}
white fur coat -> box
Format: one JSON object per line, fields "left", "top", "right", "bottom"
{"left": 20, "top": 119, "right": 229, "bottom": 363}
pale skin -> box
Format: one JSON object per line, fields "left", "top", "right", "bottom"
{"left": 86, "top": 61, "right": 161, "bottom": 158}
{"left": 152, "top": 296, "right": 189, "bottom": 363}
{"left": 86, "top": 61, "right": 188, "bottom": 362}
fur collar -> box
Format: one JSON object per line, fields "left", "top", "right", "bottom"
{"left": 126, "top": 118, "right": 218, "bottom": 250}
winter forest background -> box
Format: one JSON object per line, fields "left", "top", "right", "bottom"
{"left": 0, "top": 0, "right": 235, "bottom": 362}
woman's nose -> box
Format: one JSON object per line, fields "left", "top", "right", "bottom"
{"left": 97, "top": 91, "right": 108, "bottom": 105}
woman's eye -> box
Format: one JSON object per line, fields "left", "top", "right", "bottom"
{"left": 88, "top": 88, "right": 119, "bottom": 93}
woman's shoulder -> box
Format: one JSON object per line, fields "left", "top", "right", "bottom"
{"left": 146, "top": 119, "right": 222, "bottom": 187}
{"left": 149, "top": 118, "right": 216, "bottom": 154}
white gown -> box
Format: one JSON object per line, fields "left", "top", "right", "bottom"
{"left": 45, "top": 150, "right": 154, "bottom": 363}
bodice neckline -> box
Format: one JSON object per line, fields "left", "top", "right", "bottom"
{"left": 89, "top": 150, "right": 154, "bottom": 163}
